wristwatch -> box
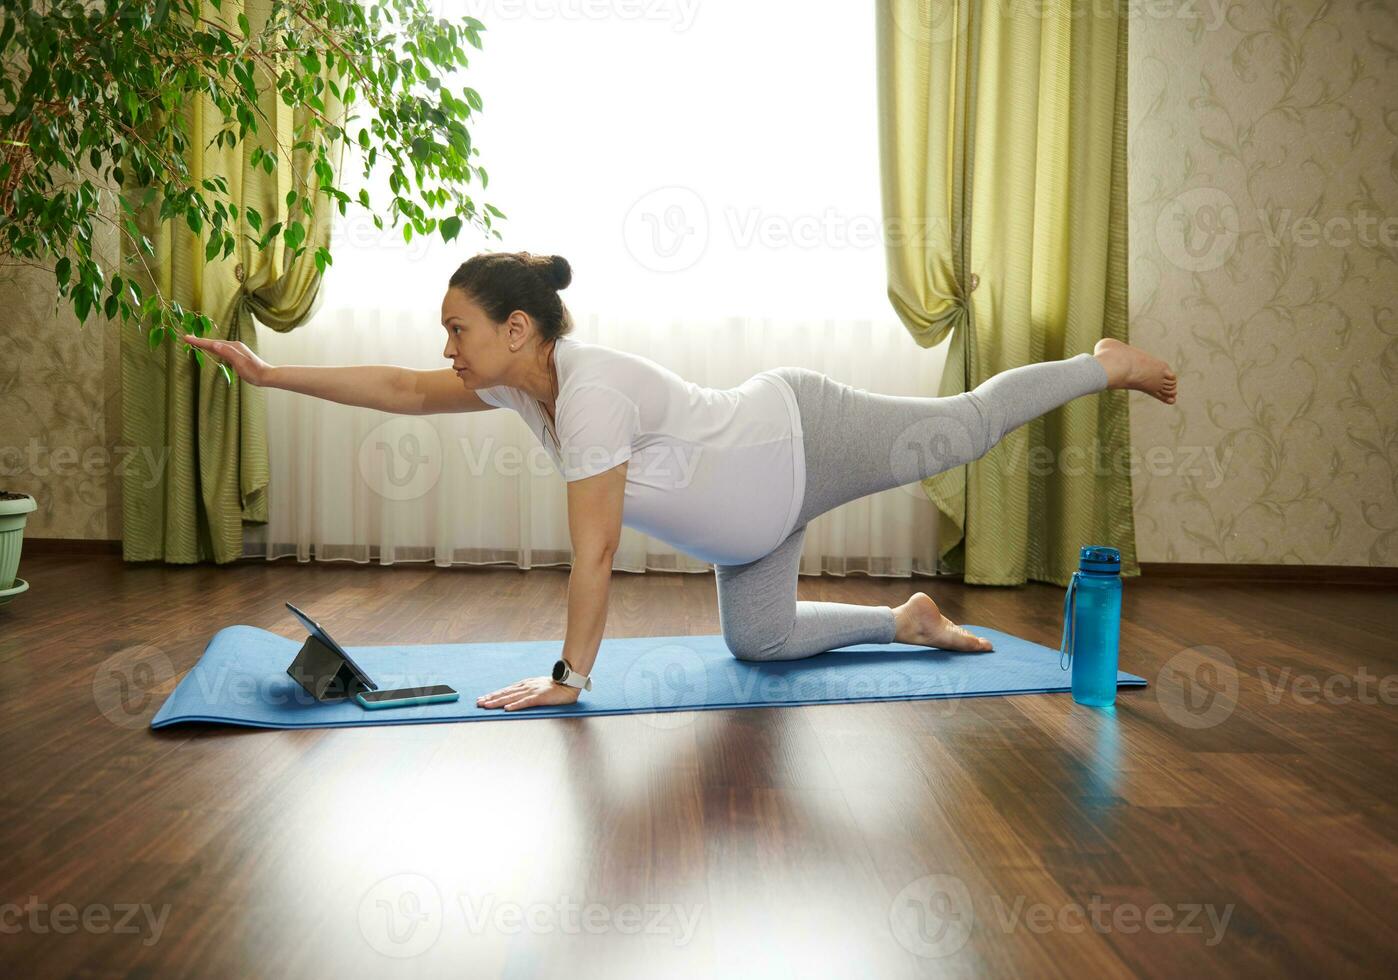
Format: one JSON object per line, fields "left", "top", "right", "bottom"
{"left": 551, "top": 657, "right": 593, "bottom": 691}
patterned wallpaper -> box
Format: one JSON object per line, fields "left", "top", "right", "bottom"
{"left": 0, "top": 214, "right": 121, "bottom": 541}
{"left": 1129, "top": 0, "right": 1397, "bottom": 565}
{"left": 1, "top": 0, "right": 1394, "bottom": 567}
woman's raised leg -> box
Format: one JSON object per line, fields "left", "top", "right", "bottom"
{"left": 778, "top": 340, "right": 1177, "bottom": 525}
{"left": 778, "top": 352, "right": 1111, "bottom": 526}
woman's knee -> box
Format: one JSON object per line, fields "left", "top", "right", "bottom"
{"left": 722, "top": 621, "right": 794, "bottom": 662}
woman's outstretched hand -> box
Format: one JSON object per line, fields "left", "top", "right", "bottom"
{"left": 182, "top": 334, "right": 273, "bottom": 386}
{"left": 477, "top": 676, "right": 582, "bottom": 711}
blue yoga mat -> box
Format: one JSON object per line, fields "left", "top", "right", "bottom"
{"left": 149, "top": 625, "right": 1147, "bottom": 730}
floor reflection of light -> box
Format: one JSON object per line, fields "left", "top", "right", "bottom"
{"left": 1085, "top": 704, "right": 1122, "bottom": 791}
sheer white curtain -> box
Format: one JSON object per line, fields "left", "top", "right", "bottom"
{"left": 243, "top": 0, "right": 948, "bottom": 576}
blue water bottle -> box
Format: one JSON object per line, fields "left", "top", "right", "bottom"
{"left": 1059, "top": 546, "right": 1122, "bottom": 706}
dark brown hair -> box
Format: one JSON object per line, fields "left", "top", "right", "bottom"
{"left": 447, "top": 251, "right": 574, "bottom": 341}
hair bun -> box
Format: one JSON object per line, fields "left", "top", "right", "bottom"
{"left": 542, "top": 254, "right": 571, "bottom": 290}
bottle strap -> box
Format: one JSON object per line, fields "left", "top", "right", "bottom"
{"left": 1059, "top": 571, "right": 1080, "bottom": 670}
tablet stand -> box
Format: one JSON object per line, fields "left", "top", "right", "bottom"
{"left": 287, "top": 634, "right": 373, "bottom": 702}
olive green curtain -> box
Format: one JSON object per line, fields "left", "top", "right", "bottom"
{"left": 876, "top": 0, "right": 1138, "bottom": 587}
{"left": 120, "top": 0, "right": 344, "bottom": 563}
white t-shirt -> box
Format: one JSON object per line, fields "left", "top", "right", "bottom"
{"left": 475, "top": 335, "right": 806, "bottom": 566}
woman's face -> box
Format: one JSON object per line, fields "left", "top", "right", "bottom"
{"left": 440, "top": 288, "right": 508, "bottom": 386}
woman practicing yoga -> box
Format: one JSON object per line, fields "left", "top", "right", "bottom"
{"left": 184, "top": 250, "right": 1177, "bottom": 712}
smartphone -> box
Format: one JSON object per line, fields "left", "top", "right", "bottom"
{"left": 354, "top": 685, "right": 459, "bottom": 710}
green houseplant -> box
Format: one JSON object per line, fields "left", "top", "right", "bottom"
{"left": 0, "top": 0, "right": 504, "bottom": 378}
{"left": 0, "top": 491, "right": 36, "bottom": 605}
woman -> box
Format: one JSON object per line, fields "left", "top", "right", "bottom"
{"left": 184, "top": 250, "right": 1177, "bottom": 712}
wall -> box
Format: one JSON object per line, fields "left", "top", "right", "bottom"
{"left": 1128, "top": 0, "right": 1398, "bottom": 564}
{"left": 0, "top": 205, "right": 121, "bottom": 540}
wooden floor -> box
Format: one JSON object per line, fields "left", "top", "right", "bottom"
{"left": 0, "top": 554, "right": 1394, "bottom": 978}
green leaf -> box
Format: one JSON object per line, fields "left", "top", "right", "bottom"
{"left": 1, "top": 0, "right": 498, "bottom": 315}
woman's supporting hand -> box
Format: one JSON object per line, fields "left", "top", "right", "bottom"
{"left": 182, "top": 335, "right": 274, "bottom": 387}
{"left": 477, "top": 676, "right": 582, "bottom": 711}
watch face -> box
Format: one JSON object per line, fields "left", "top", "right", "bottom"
{"left": 552, "top": 659, "right": 568, "bottom": 682}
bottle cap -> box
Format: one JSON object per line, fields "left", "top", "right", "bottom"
{"left": 1078, "top": 545, "right": 1121, "bottom": 574}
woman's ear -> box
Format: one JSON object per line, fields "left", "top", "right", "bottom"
{"left": 505, "top": 310, "right": 531, "bottom": 350}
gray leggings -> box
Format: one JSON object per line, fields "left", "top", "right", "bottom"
{"left": 714, "top": 352, "right": 1110, "bottom": 661}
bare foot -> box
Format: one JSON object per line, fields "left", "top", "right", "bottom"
{"left": 892, "top": 592, "right": 994, "bottom": 652}
{"left": 1093, "top": 338, "right": 1178, "bottom": 405}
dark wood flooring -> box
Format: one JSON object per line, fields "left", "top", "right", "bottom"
{"left": 0, "top": 554, "right": 1394, "bottom": 978}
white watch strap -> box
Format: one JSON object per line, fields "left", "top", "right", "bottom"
{"left": 556, "top": 660, "right": 592, "bottom": 691}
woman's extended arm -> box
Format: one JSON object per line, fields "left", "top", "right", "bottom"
{"left": 181, "top": 335, "right": 493, "bottom": 414}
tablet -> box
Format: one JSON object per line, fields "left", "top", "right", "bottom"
{"left": 285, "top": 601, "right": 378, "bottom": 692}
